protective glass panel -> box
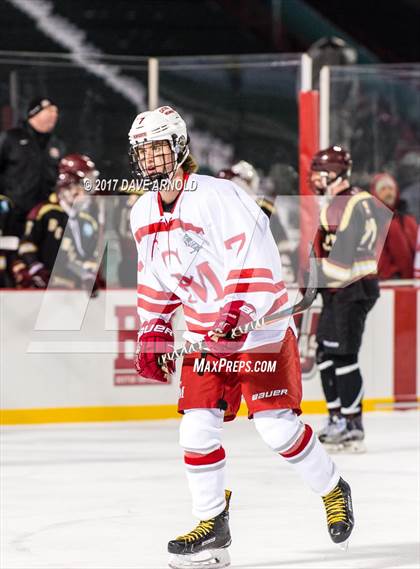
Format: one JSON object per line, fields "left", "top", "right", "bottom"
{"left": 329, "top": 64, "right": 420, "bottom": 222}
{"left": 0, "top": 52, "right": 148, "bottom": 179}
{"left": 0, "top": 52, "right": 148, "bottom": 287}
{"left": 157, "top": 54, "right": 301, "bottom": 191}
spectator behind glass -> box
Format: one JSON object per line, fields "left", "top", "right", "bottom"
{"left": 371, "top": 173, "right": 418, "bottom": 279}
{"left": 0, "top": 97, "right": 63, "bottom": 236}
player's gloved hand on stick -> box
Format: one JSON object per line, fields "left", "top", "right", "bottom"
{"left": 204, "top": 300, "right": 256, "bottom": 356}
{"left": 135, "top": 318, "right": 175, "bottom": 382}
{"left": 29, "top": 263, "right": 50, "bottom": 288}
{"left": 11, "top": 261, "right": 32, "bottom": 288}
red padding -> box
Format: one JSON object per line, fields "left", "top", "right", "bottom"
{"left": 184, "top": 447, "right": 226, "bottom": 466}
{"left": 394, "top": 288, "right": 418, "bottom": 403}
{"left": 298, "top": 90, "right": 320, "bottom": 271}
{"left": 281, "top": 424, "right": 313, "bottom": 459}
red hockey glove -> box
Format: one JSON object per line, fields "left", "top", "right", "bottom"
{"left": 29, "top": 263, "right": 50, "bottom": 288}
{"left": 204, "top": 300, "right": 256, "bottom": 356}
{"left": 135, "top": 318, "right": 175, "bottom": 382}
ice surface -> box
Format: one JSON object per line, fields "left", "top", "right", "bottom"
{"left": 1, "top": 412, "right": 419, "bottom": 569}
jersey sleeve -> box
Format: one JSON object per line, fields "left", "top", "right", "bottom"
{"left": 216, "top": 184, "right": 287, "bottom": 319}
{"left": 130, "top": 206, "right": 181, "bottom": 326}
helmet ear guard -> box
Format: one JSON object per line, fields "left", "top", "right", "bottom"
{"left": 173, "top": 134, "right": 188, "bottom": 156}
{"left": 171, "top": 134, "right": 190, "bottom": 168}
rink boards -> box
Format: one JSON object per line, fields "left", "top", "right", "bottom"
{"left": 0, "top": 286, "right": 419, "bottom": 424}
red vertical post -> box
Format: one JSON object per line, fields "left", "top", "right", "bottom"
{"left": 394, "top": 288, "right": 418, "bottom": 404}
{"left": 298, "top": 91, "right": 319, "bottom": 269}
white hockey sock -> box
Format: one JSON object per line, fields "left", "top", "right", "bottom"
{"left": 184, "top": 447, "right": 227, "bottom": 520}
{"left": 254, "top": 410, "right": 339, "bottom": 496}
{"left": 280, "top": 424, "right": 339, "bottom": 495}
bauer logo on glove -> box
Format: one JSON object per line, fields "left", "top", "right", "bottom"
{"left": 135, "top": 318, "right": 175, "bottom": 382}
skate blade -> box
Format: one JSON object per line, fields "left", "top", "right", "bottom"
{"left": 338, "top": 538, "right": 350, "bottom": 551}
{"left": 324, "top": 441, "right": 366, "bottom": 454}
{"left": 169, "top": 548, "right": 230, "bottom": 569}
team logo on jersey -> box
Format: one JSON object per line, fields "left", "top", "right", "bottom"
{"left": 183, "top": 231, "right": 206, "bottom": 253}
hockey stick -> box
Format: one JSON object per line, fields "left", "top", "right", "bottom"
{"left": 159, "top": 247, "right": 318, "bottom": 365}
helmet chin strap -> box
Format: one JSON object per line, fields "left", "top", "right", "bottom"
{"left": 325, "top": 175, "right": 343, "bottom": 195}
{"left": 323, "top": 167, "right": 350, "bottom": 195}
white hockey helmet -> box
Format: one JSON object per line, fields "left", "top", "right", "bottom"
{"left": 218, "top": 160, "right": 260, "bottom": 194}
{"left": 128, "top": 106, "right": 189, "bottom": 183}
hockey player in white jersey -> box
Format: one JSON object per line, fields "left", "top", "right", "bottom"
{"left": 129, "top": 106, "right": 354, "bottom": 568}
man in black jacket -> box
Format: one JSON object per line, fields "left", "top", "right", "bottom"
{"left": 0, "top": 97, "right": 63, "bottom": 236}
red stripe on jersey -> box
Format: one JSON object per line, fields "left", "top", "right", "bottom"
{"left": 135, "top": 221, "right": 162, "bottom": 242}
{"left": 137, "top": 284, "right": 180, "bottom": 302}
{"left": 224, "top": 280, "right": 285, "bottom": 295}
{"left": 134, "top": 219, "right": 204, "bottom": 243}
{"left": 137, "top": 298, "right": 181, "bottom": 314}
{"left": 169, "top": 219, "right": 204, "bottom": 235}
{"left": 281, "top": 424, "right": 313, "bottom": 459}
{"left": 227, "top": 268, "right": 274, "bottom": 280}
{"left": 184, "top": 305, "right": 219, "bottom": 322}
{"left": 184, "top": 447, "right": 225, "bottom": 466}
{"left": 137, "top": 261, "right": 144, "bottom": 272}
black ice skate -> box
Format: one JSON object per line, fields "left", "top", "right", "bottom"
{"left": 327, "top": 414, "right": 366, "bottom": 453}
{"left": 322, "top": 478, "right": 354, "bottom": 549}
{"left": 340, "top": 414, "right": 366, "bottom": 453}
{"left": 317, "top": 413, "right": 346, "bottom": 444}
{"left": 168, "top": 489, "right": 232, "bottom": 569}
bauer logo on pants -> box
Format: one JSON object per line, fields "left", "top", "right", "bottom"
{"left": 251, "top": 389, "right": 288, "bottom": 401}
